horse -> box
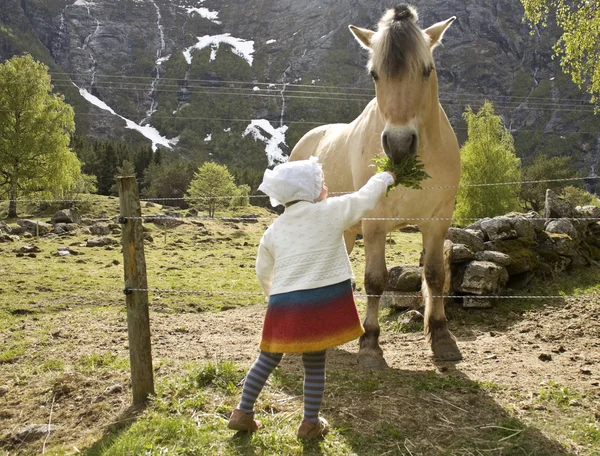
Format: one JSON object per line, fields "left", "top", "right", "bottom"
{"left": 289, "top": 5, "right": 461, "bottom": 368}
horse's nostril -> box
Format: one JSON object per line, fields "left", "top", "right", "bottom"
{"left": 409, "top": 134, "right": 418, "bottom": 155}
{"left": 382, "top": 132, "right": 391, "bottom": 156}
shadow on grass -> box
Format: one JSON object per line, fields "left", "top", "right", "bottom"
{"left": 82, "top": 404, "right": 145, "bottom": 456}
{"left": 230, "top": 432, "right": 260, "bottom": 456}
{"left": 275, "top": 348, "right": 571, "bottom": 456}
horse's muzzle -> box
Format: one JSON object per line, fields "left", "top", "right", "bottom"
{"left": 382, "top": 128, "right": 418, "bottom": 163}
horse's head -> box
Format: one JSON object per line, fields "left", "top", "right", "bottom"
{"left": 349, "top": 5, "right": 455, "bottom": 164}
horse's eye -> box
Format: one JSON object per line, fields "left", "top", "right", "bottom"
{"left": 369, "top": 70, "right": 379, "bottom": 82}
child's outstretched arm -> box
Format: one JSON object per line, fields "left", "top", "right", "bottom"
{"left": 255, "top": 235, "right": 274, "bottom": 297}
{"left": 335, "top": 172, "right": 395, "bottom": 229}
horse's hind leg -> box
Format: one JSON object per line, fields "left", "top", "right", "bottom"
{"left": 421, "top": 223, "right": 462, "bottom": 361}
{"left": 358, "top": 226, "right": 388, "bottom": 370}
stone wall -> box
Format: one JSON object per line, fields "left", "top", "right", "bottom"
{"left": 383, "top": 189, "right": 600, "bottom": 309}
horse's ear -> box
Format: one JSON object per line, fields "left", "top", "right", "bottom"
{"left": 424, "top": 16, "right": 456, "bottom": 49}
{"left": 349, "top": 25, "right": 374, "bottom": 50}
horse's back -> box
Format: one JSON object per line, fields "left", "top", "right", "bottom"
{"left": 289, "top": 123, "right": 355, "bottom": 191}
{"left": 289, "top": 124, "right": 350, "bottom": 161}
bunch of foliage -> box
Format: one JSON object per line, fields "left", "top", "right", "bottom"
{"left": 521, "top": 0, "right": 600, "bottom": 109}
{"left": 185, "top": 162, "right": 238, "bottom": 217}
{"left": 520, "top": 154, "right": 581, "bottom": 211}
{"left": 0, "top": 55, "right": 80, "bottom": 217}
{"left": 371, "top": 155, "right": 430, "bottom": 191}
{"left": 454, "top": 101, "right": 522, "bottom": 222}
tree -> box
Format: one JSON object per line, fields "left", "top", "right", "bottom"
{"left": 230, "top": 184, "right": 251, "bottom": 208}
{"left": 142, "top": 158, "right": 196, "bottom": 203}
{"left": 0, "top": 55, "right": 78, "bottom": 217}
{"left": 454, "top": 102, "right": 522, "bottom": 222}
{"left": 560, "top": 185, "right": 596, "bottom": 207}
{"left": 186, "top": 162, "right": 237, "bottom": 217}
{"left": 521, "top": 0, "right": 600, "bottom": 108}
{"left": 520, "top": 154, "right": 580, "bottom": 211}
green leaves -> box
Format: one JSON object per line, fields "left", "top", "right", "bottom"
{"left": 371, "top": 155, "right": 430, "bottom": 191}
{"left": 0, "top": 55, "right": 78, "bottom": 216}
{"left": 454, "top": 101, "right": 522, "bottom": 222}
{"left": 185, "top": 162, "right": 238, "bottom": 217}
{"left": 521, "top": 0, "right": 600, "bottom": 110}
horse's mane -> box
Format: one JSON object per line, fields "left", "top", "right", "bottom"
{"left": 370, "top": 5, "right": 433, "bottom": 78}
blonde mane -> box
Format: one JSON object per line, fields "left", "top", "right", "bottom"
{"left": 369, "top": 5, "right": 434, "bottom": 79}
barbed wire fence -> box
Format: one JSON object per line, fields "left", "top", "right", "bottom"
{"left": 3, "top": 172, "right": 600, "bottom": 403}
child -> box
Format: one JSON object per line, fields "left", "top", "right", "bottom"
{"left": 227, "top": 156, "right": 395, "bottom": 439}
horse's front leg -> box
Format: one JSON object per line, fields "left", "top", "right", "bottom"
{"left": 421, "top": 222, "right": 462, "bottom": 361}
{"left": 358, "top": 226, "right": 388, "bottom": 370}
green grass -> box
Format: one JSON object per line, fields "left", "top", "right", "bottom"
{"left": 0, "top": 347, "right": 25, "bottom": 364}
{"left": 538, "top": 381, "right": 581, "bottom": 408}
{"left": 76, "top": 352, "right": 130, "bottom": 373}
{"left": 73, "top": 360, "right": 574, "bottom": 456}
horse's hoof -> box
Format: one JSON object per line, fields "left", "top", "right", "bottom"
{"left": 358, "top": 351, "right": 389, "bottom": 370}
{"left": 431, "top": 337, "right": 462, "bottom": 361}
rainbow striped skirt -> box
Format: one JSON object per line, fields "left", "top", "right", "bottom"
{"left": 259, "top": 280, "right": 365, "bottom": 354}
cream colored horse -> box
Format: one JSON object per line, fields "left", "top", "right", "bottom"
{"left": 290, "top": 5, "right": 461, "bottom": 368}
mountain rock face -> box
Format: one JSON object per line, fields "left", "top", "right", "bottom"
{"left": 2, "top": 0, "right": 600, "bottom": 187}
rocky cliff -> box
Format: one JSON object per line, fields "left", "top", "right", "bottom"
{"left": 2, "top": 0, "right": 600, "bottom": 188}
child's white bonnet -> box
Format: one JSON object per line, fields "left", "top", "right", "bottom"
{"left": 258, "top": 157, "right": 324, "bottom": 207}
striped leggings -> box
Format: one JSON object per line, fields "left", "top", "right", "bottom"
{"left": 238, "top": 350, "right": 326, "bottom": 423}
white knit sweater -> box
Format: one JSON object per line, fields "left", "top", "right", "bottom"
{"left": 255, "top": 172, "right": 394, "bottom": 296}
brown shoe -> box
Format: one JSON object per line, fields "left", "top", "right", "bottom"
{"left": 297, "top": 417, "right": 329, "bottom": 440}
{"left": 227, "top": 408, "right": 262, "bottom": 432}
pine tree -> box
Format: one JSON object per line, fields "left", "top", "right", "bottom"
{"left": 454, "top": 101, "right": 522, "bottom": 223}
{"left": 0, "top": 55, "right": 78, "bottom": 217}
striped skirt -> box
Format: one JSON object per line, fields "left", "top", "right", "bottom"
{"left": 260, "top": 280, "right": 365, "bottom": 353}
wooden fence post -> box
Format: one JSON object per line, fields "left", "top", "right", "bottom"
{"left": 118, "top": 176, "right": 155, "bottom": 406}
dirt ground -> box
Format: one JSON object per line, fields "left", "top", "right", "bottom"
{"left": 1, "top": 289, "right": 599, "bottom": 454}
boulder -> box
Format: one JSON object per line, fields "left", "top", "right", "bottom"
{"left": 0, "top": 234, "right": 12, "bottom": 242}
{"left": 543, "top": 233, "right": 578, "bottom": 257}
{"left": 16, "top": 219, "right": 52, "bottom": 236}
{"left": 51, "top": 209, "right": 81, "bottom": 224}
{"left": 379, "top": 290, "right": 421, "bottom": 310}
{"left": 545, "top": 219, "right": 578, "bottom": 240}
{"left": 14, "top": 424, "right": 58, "bottom": 443}
{"left": 90, "top": 223, "right": 111, "bottom": 236}
{"left": 453, "top": 261, "right": 509, "bottom": 295}
{"left": 480, "top": 217, "right": 516, "bottom": 241}
{"left": 545, "top": 189, "right": 574, "bottom": 219}
{"left": 575, "top": 205, "right": 600, "bottom": 224}
{"left": 484, "top": 237, "right": 539, "bottom": 275}
{"left": 462, "top": 297, "right": 493, "bottom": 309}
{"left": 510, "top": 217, "right": 537, "bottom": 239}
{"left": 523, "top": 211, "right": 547, "bottom": 232}
{"left": 387, "top": 265, "right": 422, "bottom": 291}
{"left": 52, "top": 223, "right": 68, "bottom": 235}
{"left": 445, "top": 227, "right": 485, "bottom": 251}
{"left": 475, "top": 250, "right": 511, "bottom": 266}
{"left": 86, "top": 237, "right": 118, "bottom": 247}
{"left": 465, "top": 228, "right": 486, "bottom": 241}
{"left": 17, "top": 245, "right": 41, "bottom": 254}
{"left": 8, "top": 224, "right": 25, "bottom": 235}
{"left": 451, "top": 244, "right": 476, "bottom": 263}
